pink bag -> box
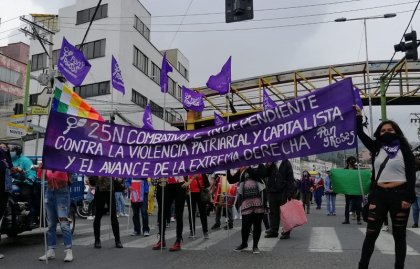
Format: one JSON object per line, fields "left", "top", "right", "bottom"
{"left": 280, "top": 199, "right": 308, "bottom": 233}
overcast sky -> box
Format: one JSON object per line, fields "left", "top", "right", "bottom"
{"left": 1, "top": 0, "right": 420, "bottom": 141}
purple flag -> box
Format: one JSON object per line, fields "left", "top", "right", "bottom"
{"left": 263, "top": 89, "right": 277, "bottom": 110}
{"left": 160, "top": 52, "right": 173, "bottom": 93}
{"left": 111, "top": 55, "right": 125, "bottom": 95}
{"left": 206, "top": 56, "right": 231, "bottom": 95}
{"left": 142, "top": 104, "right": 154, "bottom": 130}
{"left": 182, "top": 86, "right": 204, "bottom": 112}
{"left": 57, "top": 37, "right": 91, "bottom": 86}
{"left": 353, "top": 87, "right": 363, "bottom": 109}
{"left": 214, "top": 112, "right": 227, "bottom": 126}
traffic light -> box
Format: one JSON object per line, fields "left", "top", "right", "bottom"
{"left": 13, "top": 103, "right": 23, "bottom": 115}
{"left": 225, "top": 0, "right": 253, "bottom": 23}
{"left": 394, "top": 30, "right": 418, "bottom": 60}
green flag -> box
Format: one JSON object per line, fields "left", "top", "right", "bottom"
{"left": 330, "top": 168, "right": 371, "bottom": 195}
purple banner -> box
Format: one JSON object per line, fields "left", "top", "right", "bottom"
{"left": 57, "top": 37, "right": 91, "bottom": 86}
{"left": 112, "top": 55, "right": 125, "bottom": 95}
{"left": 182, "top": 86, "right": 204, "bottom": 112}
{"left": 160, "top": 52, "right": 173, "bottom": 93}
{"left": 42, "top": 79, "right": 357, "bottom": 178}
{"left": 263, "top": 89, "right": 277, "bottom": 110}
{"left": 206, "top": 56, "right": 231, "bottom": 95}
{"left": 214, "top": 112, "right": 227, "bottom": 126}
{"left": 142, "top": 104, "right": 154, "bottom": 130}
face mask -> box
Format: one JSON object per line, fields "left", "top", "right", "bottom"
{"left": 10, "top": 152, "right": 16, "bottom": 159}
{"left": 379, "top": 132, "right": 398, "bottom": 144}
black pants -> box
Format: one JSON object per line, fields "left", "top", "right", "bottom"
{"left": 186, "top": 192, "right": 208, "bottom": 234}
{"left": 156, "top": 183, "right": 186, "bottom": 241}
{"left": 359, "top": 186, "right": 410, "bottom": 269}
{"left": 344, "top": 195, "right": 362, "bottom": 222}
{"left": 268, "top": 192, "right": 283, "bottom": 234}
{"left": 0, "top": 192, "right": 8, "bottom": 229}
{"left": 215, "top": 206, "right": 233, "bottom": 226}
{"left": 241, "top": 213, "right": 264, "bottom": 248}
{"left": 93, "top": 191, "right": 120, "bottom": 242}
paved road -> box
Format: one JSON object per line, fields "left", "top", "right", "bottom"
{"left": 1, "top": 196, "right": 419, "bottom": 269}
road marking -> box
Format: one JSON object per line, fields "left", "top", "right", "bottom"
{"left": 72, "top": 229, "right": 130, "bottom": 246}
{"left": 183, "top": 228, "right": 240, "bottom": 250}
{"left": 358, "top": 228, "right": 419, "bottom": 255}
{"left": 124, "top": 229, "right": 177, "bottom": 248}
{"left": 309, "top": 227, "right": 343, "bottom": 252}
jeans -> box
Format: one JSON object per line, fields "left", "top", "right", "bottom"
{"left": 412, "top": 196, "right": 420, "bottom": 225}
{"left": 325, "top": 193, "right": 336, "bottom": 215}
{"left": 45, "top": 187, "right": 72, "bottom": 249}
{"left": 314, "top": 188, "right": 324, "bottom": 209}
{"left": 115, "top": 192, "right": 125, "bottom": 215}
{"left": 359, "top": 186, "right": 410, "bottom": 269}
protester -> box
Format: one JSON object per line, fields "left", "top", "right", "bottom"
{"left": 115, "top": 178, "right": 128, "bottom": 217}
{"left": 342, "top": 156, "right": 362, "bottom": 225}
{"left": 264, "top": 160, "right": 296, "bottom": 239}
{"left": 147, "top": 178, "right": 156, "bottom": 215}
{"left": 85, "top": 177, "right": 96, "bottom": 220}
{"left": 92, "top": 176, "right": 123, "bottom": 249}
{"left": 153, "top": 176, "right": 187, "bottom": 251}
{"left": 140, "top": 178, "right": 150, "bottom": 236}
{"left": 10, "top": 145, "right": 37, "bottom": 227}
{"left": 37, "top": 166, "right": 73, "bottom": 262}
{"left": 412, "top": 159, "right": 420, "bottom": 228}
{"left": 298, "top": 171, "right": 314, "bottom": 214}
{"left": 355, "top": 105, "right": 416, "bottom": 269}
{"left": 313, "top": 172, "right": 324, "bottom": 210}
{"left": 128, "top": 178, "right": 144, "bottom": 236}
{"left": 0, "top": 143, "right": 13, "bottom": 260}
{"left": 228, "top": 165, "right": 267, "bottom": 254}
{"left": 324, "top": 171, "right": 336, "bottom": 216}
{"left": 185, "top": 173, "right": 210, "bottom": 239}
{"left": 210, "top": 172, "right": 234, "bottom": 230}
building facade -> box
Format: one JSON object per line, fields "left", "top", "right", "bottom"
{"left": 27, "top": 0, "right": 190, "bottom": 156}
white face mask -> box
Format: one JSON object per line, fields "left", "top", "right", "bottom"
{"left": 10, "top": 152, "right": 16, "bottom": 158}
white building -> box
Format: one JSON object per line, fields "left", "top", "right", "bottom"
{"left": 27, "top": 0, "right": 190, "bottom": 157}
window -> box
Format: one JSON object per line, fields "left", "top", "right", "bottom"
{"left": 0, "top": 66, "right": 23, "bottom": 87}
{"left": 78, "top": 39, "right": 106, "bottom": 59}
{"left": 165, "top": 110, "right": 176, "bottom": 123}
{"left": 168, "top": 77, "right": 176, "bottom": 97}
{"left": 177, "top": 85, "right": 182, "bottom": 100}
{"left": 76, "top": 4, "right": 108, "bottom": 25}
{"left": 74, "top": 81, "right": 110, "bottom": 98}
{"left": 131, "top": 89, "right": 148, "bottom": 108}
{"left": 31, "top": 53, "right": 47, "bottom": 71}
{"left": 134, "top": 15, "right": 150, "bottom": 41}
{"left": 52, "top": 49, "right": 60, "bottom": 67}
{"left": 133, "top": 46, "right": 149, "bottom": 74}
{"left": 178, "top": 62, "right": 188, "bottom": 80}
{"left": 150, "top": 100, "right": 163, "bottom": 119}
{"left": 151, "top": 62, "right": 160, "bottom": 84}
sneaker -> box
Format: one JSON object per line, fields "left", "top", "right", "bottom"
{"left": 152, "top": 240, "right": 166, "bottom": 250}
{"left": 342, "top": 221, "right": 350, "bottom": 224}
{"left": 143, "top": 231, "right": 150, "bottom": 237}
{"left": 234, "top": 244, "right": 248, "bottom": 252}
{"left": 115, "top": 240, "right": 123, "bottom": 248}
{"left": 170, "top": 217, "right": 175, "bottom": 222}
{"left": 280, "top": 233, "right": 290, "bottom": 240}
{"left": 382, "top": 225, "right": 390, "bottom": 232}
{"left": 94, "top": 239, "right": 101, "bottom": 249}
{"left": 130, "top": 231, "right": 140, "bottom": 236}
{"left": 64, "top": 249, "right": 73, "bottom": 262}
{"left": 223, "top": 224, "right": 233, "bottom": 230}
{"left": 203, "top": 232, "right": 209, "bottom": 239}
{"left": 39, "top": 249, "right": 55, "bottom": 261}
{"left": 264, "top": 233, "right": 279, "bottom": 238}
{"left": 116, "top": 214, "right": 120, "bottom": 218}
{"left": 123, "top": 213, "right": 129, "bottom": 217}
{"left": 188, "top": 231, "right": 195, "bottom": 238}
{"left": 87, "top": 216, "right": 94, "bottom": 220}
{"left": 252, "top": 247, "right": 261, "bottom": 254}
{"left": 0, "top": 253, "right": 4, "bottom": 259}
{"left": 169, "top": 241, "right": 181, "bottom": 252}
{"left": 211, "top": 224, "right": 220, "bottom": 230}
{"left": 412, "top": 224, "right": 419, "bottom": 228}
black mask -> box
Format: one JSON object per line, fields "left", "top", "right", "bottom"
{"left": 379, "top": 132, "right": 398, "bottom": 144}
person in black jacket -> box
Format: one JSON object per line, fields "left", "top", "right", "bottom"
{"left": 0, "top": 143, "right": 14, "bottom": 259}
{"left": 355, "top": 105, "right": 415, "bottom": 269}
{"left": 264, "top": 160, "right": 296, "bottom": 239}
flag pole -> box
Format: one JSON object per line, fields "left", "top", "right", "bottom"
{"left": 41, "top": 169, "right": 48, "bottom": 264}
{"left": 225, "top": 84, "right": 232, "bottom": 248}
{"left": 160, "top": 83, "right": 167, "bottom": 253}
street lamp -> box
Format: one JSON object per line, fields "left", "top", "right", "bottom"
{"left": 335, "top": 13, "right": 397, "bottom": 136}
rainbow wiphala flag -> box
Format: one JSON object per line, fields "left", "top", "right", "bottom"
{"left": 52, "top": 80, "right": 105, "bottom": 122}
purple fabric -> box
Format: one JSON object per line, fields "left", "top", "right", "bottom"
{"left": 57, "top": 37, "right": 91, "bottom": 86}
{"left": 182, "top": 86, "right": 204, "bottom": 112}
{"left": 382, "top": 140, "right": 400, "bottom": 159}
{"left": 214, "top": 112, "right": 227, "bottom": 126}
{"left": 206, "top": 56, "right": 231, "bottom": 95}
{"left": 142, "top": 104, "right": 154, "bottom": 130}
{"left": 42, "top": 78, "right": 357, "bottom": 178}
{"left": 111, "top": 55, "right": 125, "bottom": 95}
{"left": 160, "top": 52, "right": 173, "bottom": 93}
{"left": 353, "top": 87, "right": 363, "bottom": 109}
{"left": 263, "top": 89, "right": 277, "bottom": 110}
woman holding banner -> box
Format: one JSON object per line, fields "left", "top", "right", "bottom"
{"left": 355, "top": 106, "right": 415, "bottom": 269}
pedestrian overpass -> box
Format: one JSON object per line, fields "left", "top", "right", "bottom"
{"left": 174, "top": 59, "right": 420, "bottom": 130}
